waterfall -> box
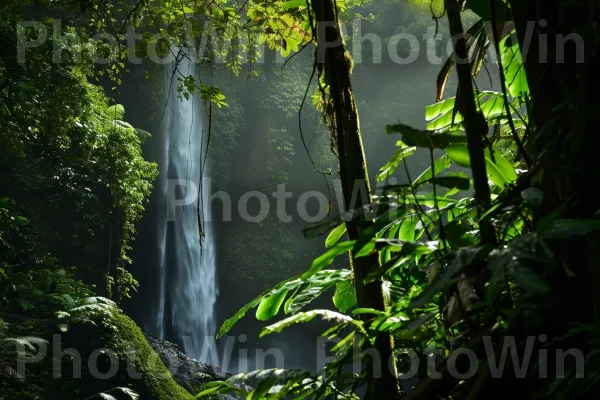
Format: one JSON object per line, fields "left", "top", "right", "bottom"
{"left": 151, "top": 57, "right": 217, "bottom": 361}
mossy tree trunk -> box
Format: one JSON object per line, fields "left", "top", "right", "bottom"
{"left": 310, "top": 1, "right": 399, "bottom": 398}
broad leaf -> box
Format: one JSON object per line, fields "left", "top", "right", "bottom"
{"left": 499, "top": 31, "right": 529, "bottom": 98}
{"left": 256, "top": 290, "right": 289, "bottom": 321}
{"left": 281, "top": 0, "right": 308, "bottom": 9}
{"left": 542, "top": 218, "right": 600, "bottom": 239}
{"left": 352, "top": 207, "right": 406, "bottom": 255}
{"left": 446, "top": 143, "right": 517, "bottom": 188}
{"left": 333, "top": 280, "right": 357, "bottom": 312}
{"left": 284, "top": 270, "right": 352, "bottom": 314}
{"left": 413, "top": 155, "right": 452, "bottom": 186}
{"left": 325, "top": 223, "right": 347, "bottom": 248}
{"left": 376, "top": 142, "right": 416, "bottom": 181}
{"left": 261, "top": 310, "right": 363, "bottom": 337}
{"left": 387, "top": 124, "right": 467, "bottom": 148}
{"left": 301, "top": 241, "right": 355, "bottom": 279}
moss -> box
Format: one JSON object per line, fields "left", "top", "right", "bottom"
{"left": 0, "top": 312, "right": 194, "bottom": 400}
{"left": 99, "top": 312, "right": 195, "bottom": 400}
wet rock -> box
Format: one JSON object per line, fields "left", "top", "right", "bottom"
{"left": 144, "top": 333, "right": 239, "bottom": 399}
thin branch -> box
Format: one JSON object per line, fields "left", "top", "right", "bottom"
{"left": 445, "top": 0, "right": 496, "bottom": 246}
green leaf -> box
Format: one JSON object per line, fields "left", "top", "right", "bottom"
{"left": 333, "top": 280, "right": 356, "bottom": 312}
{"left": 260, "top": 310, "right": 362, "bottom": 337}
{"left": 413, "top": 155, "right": 451, "bottom": 186}
{"left": 301, "top": 241, "right": 355, "bottom": 280}
{"left": 542, "top": 218, "right": 600, "bottom": 239}
{"left": 511, "top": 265, "right": 551, "bottom": 296}
{"left": 425, "top": 91, "right": 504, "bottom": 131}
{"left": 387, "top": 124, "right": 467, "bottom": 148}
{"left": 256, "top": 290, "right": 289, "bottom": 321}
{"left": 445, "top": 219, "right": 477, "bottom": 248}
{"left": 284, "top": 270, "right": 352, "bottom": 314}
{"left": 446, "top": 143, "right": 517, "bottom": 188}
{"left": 499, "top": 32, "right": 529, "bottom": 98}
{"left": 217, "top": 276, "right": 302, "bottom": 337}
{"left": 281, "top": 0, "right": 307, "bottom": 9}
{"left": 107, "top": 104, "right": 125, "bottom": 119}
{"left": 410, "top": 246, "right": 491, "bottom": 308}
{"left": 446, "top": 143, "right": 471, "bottom": 168}
{"left": 376, "top": 142, "right": 416, "bottom": 181}
{"left": 363, "top": 254, "right": 404, "bottom": 283}
{"left": 352, "top": 308, "right": 385, "bottom": 316}
{"left": 114, "top": 388, "right": 139, "bottom": 400}
{"left": 196, "top": 381, "right": 247, "bottom": 398}
{"left": 398, "top": 215, "right": 417, "bottom": 242}
{"left": 352, "top": 207, "right": 406, "bottom": 255}
{"left": 405, "top": 194, "right": 456, "bottom": 208}
{"left": 420, "top": 174, "right": 470, "bottom": 191}
{"left": 325, "top": 223, "right": 347, "bottom": 248}
{"left": 426, "top": 97, "right": 456, "bottom": 121}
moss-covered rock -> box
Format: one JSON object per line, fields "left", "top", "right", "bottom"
{"left": 0, "top": 311, "right": 194, "bottom": 400}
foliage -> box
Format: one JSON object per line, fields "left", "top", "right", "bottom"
{"left": 1, "top": 1, "right": 157, "bottom": 301}
{"left": 199, "top": 2, "right": 599, "bottom": 400}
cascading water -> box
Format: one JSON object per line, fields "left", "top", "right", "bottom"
{"left": 150, "top": 56, "right": 217, "bottom": 360}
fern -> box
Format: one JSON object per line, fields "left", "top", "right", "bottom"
{"left": 2, "top": 336, "right": 48, "bottom": 357}
{"left": 83, "top": 387, "right": 139, "bottom": 400}
{"left": 56, "top": 296, "right": 117, "bottom": 323}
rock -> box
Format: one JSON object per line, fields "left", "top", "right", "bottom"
{"left": 0, "top": 311, "right": 197, "bottom": 400}
{"left": 144, "top": 333, "right": 239, "bottom": 399}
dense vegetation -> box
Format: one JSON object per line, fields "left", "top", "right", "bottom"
{"left": 2, "top": 0, "right": 599, "bottom": 399}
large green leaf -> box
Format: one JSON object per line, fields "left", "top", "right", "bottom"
{"left": 281, "top": 0, "right": 309, "bottom": 8}
{"left": 260, "top": 310, "right": 363, "bottom": 337}
{"left": 333, "top": 279, "right": 357, "bottom": 313}
{"left": 387, "top": 124, "right": 467, "bottom": 148}
{"left": 425, "top": 92, "right": 504, "bottom": 131}
{"left": 376, "top": 141, "right": 416, "bottom": 181}
{"left": 422, "top": 175, "right": 470, "bottom": 191}
{"left": 398, "top": 215, "right": 417, "bottom": 242}
{"left": 542, "top": 218, "right": 600, "bottom": 239}
{"left": 256, "top": 290, "right": 289, "bottom": 321}
{"left": 413, "top": 155, "right": 452, "bottom": 186}
{"left": 499, "top": 32, "right": 529, "bottom": 98}
{"left": 405, "top": 194, "right": 457, "bottom": 208}
{"left": 218, "top": 270, "right": 346, "bottom": 338}
{"left": 325, "top": 223, "right": 347, "bottom": 248}
{"left": 301, "top": 241, "right": 355, "bottom": 279}
{"left": 196, "top": 369, "right": 312, "bottom": 399}
{"left": 284, "top": 270, "right": 352, "bottom": 314}
{"left": 352, "top": 207, "right": 406, "bottom": 255}
{"left": 446, "top": 143, "right": 517, "bottom": 188}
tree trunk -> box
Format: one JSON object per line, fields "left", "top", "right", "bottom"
{"left": 310, "top": 1, "right": 399, "bottom": 398}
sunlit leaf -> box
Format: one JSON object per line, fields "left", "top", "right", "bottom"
{"left": 446, "top": 143, "right": 517, "bottom": 188}
{"left": 333, "top": 279, "right": 357, "bottom": 313}
{"left": 256, "top": 290, "right": 289, "bottom": 321}
{"left": 386, "top": 124, "right": 467, "bottom": 148}
{"left": 302, "top": 241, "right": 355, "bottom": 279}
{"left": 325, "top": 223, "right": 347, "bottom": 248}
